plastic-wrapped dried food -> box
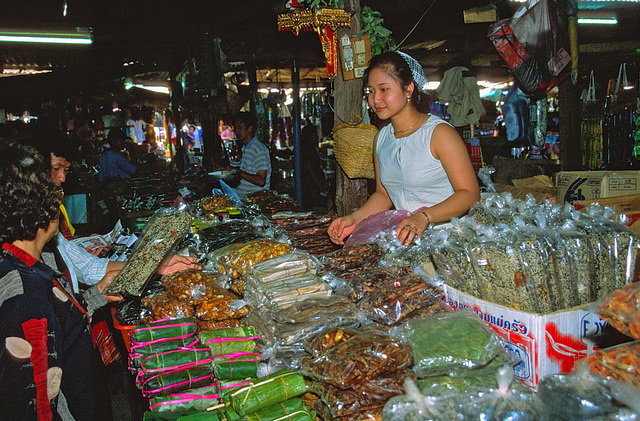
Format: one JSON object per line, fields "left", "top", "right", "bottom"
{"left": 342, "top": 266, "right": 413, "bottom": 303}
{"left": 392, "top": 310, "right": 505, "bottom": 378}
{"left": 304, "top": 326, "right": 361, "bottom": 357}
{"left": 247, "top": 250, "right": 320, "bottom": 284}
{"left": 458, "top": 365, "right": 541, "bottom": 421}
{"left": 542, "top": 230, "right": 581, "bottom": 309}
{"left": 469, "top": 230, "right": 540, "bottom": 313}
{"left": 469, "top": 201, "right": 499, "bottom": 226}
{"left": 314, "top": 399, "right": 383, "bottom": 421}
{"left": 143, "top": 367, "right": 215, "bottom": 398}
{"left": 599, "top": 282, "right": 640, "bottom": 340}
{"left": 417, "top": 354, "right": 512, "bottom": 392}
{"left": 538, "top": 373, "right": 619, "bottom": 420}
{"left": 200, "top": 195, "right": 231, "bottom": 214}
{"left": 299, "top": 328, "right": 412, "bottom": 388}
{"left": 148, "top": 385, "right": 219, "bottom": 413}
{"left": 143, "top": 292, "right": 195, "bottom": 322}
{"left": 162, "top": 270, "right": 220, "bottom": 305}
{"left": 271, "top": 296, "right": 355, "bottom": 324}
{"left": 270, "top": 306, "right": 360, "bottom": 346}
{"left": 193, "top": 287, "right": 246, "bottom": 321}
{"left": 242, "top": 189, "right": 279, "bottom": 205}
{"left": 357, "top": 274, "right": 447, "bottom": 325}
{"left": 584, "top": 341, "right": 640, "bottom": 387}
{"left": 181, "top": 220, "right": 260, "bottom": 256}
{"left": 382, "top": 378, "right": 462, "bottom": 421}
{"left": 218, "top": 239, "right": 293, "bottom": 278}
{"left": 514, "top": 227, "right": 557, "bottom": 313}
{"left": 322, "top": 242, "right": 383, "bottom": 272}
{"left": 105, "top": 208, "right": 192, "bottom": 296}
{"left": 429, "top": 232, "right": 480, "bottom": 297}
{"left": 312, "top": 376, "right": 404, "bottom": 418}
{"left": 260, "top": 273, "right": 331, "bottom": 310}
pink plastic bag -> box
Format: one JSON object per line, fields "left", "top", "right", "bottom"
{"left": 344, "top": 210, "right": 411, "bottom": 248}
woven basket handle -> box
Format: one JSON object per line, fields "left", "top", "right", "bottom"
{"left": 347, "top": 114, "right": 364, "bottom": 127}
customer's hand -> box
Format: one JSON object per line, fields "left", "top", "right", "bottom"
{"left": 395, "top": 213, "right": 430, "bottom": 246}
{"left": 157, "top": 255, "right": 201, "bottom": 276}
{"left": 97, "top": 270, "right": 123, "bottom": 302}
{"left": 328, "top": 215, "right": 357, "bottom": 245}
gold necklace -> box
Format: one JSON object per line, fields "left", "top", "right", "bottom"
{"left": 394, "top": 114, "right": 422, "bottom": 135}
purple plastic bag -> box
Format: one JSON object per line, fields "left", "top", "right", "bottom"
{"left": 344, "top": 210, "right": 411, "bottom": 248}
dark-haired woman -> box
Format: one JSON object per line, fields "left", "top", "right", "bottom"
{"left": 0, "top": 142, "right": 116, "bottom": 420}
{"left": 328, "top": 51, "right": 480, "bottom": 246}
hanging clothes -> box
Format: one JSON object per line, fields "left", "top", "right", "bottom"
{"left": 436, "top": 66, "right": 485, "bottom": 127}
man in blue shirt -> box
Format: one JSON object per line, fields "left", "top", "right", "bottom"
{"left": 99, "top": 129, "right": 137, "bottom": 182}
{"left": 233, "top": 112, "right": 271, "bottom": 196}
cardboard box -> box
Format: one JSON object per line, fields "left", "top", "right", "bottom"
{"left": 443, "top": 284, "right": 606, "bottom": 389}
{"left": 556, "top": 170, "right": 640, "bottom": 204}
{"left": 573, "top": 194, "right": 640, "bottom": 235}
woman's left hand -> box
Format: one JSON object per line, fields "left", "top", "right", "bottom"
{"left": 395, "top": 213, "right": 429, "bottom": 246}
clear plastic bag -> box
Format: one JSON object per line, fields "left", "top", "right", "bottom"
{"left": 344, "top": 210, "right": 411, "bottom": 248}
{"left": 105, "top": 207, "right": 192, "bottom": 296}
{"left": 538, "top": 372, "right": 623, "bottom": 421}
{"left": 299, "top": 328, "right": 412, "bottom": 388}
{"left": 391, "top": 310, "right": 506, "bottom": 378}
{"left": 599, "top": 283, "right": 640, "bottom": 340}
{"left": 583, "top": 341, "right": 640, "bottom": 387}
{"left": 459, "top": 365, "right": 542, "bottom": 420}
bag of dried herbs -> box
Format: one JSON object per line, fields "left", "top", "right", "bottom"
{"left": 468, "top": 226, "right": 540, "bottom": 313}
{"left": 428, "top": 227, "right": 480, "bottom": 296}
{"left": 391, "top": 310, "right": 507, "bottom": 378}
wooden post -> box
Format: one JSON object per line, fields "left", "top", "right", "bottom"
{"left": 558, "top": 78, "right": 581, "bottom": 170}
{"left": 333, "top": 0, "right": 370, "bottom": 216}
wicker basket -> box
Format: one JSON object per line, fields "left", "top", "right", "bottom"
{"left": 333, "top": 117, "right": 378, "bottom": 179}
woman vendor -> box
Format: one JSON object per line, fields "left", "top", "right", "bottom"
{"left": 328, "top": 51, "right": 480, "bottom": 246}
{"left": 0, "top": 142, "right": 119, "bottom": 420}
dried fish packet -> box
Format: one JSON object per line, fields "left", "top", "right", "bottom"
{"left": 271, "top": 296, "right": 356, "bottom": 324}
{"left": 247, "top": 249, "right": 320, "bottom": 283}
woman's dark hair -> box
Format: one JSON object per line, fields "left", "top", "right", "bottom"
{"left": 0, "top": 142, "right": 62, "bottom": 243}
{"left": 363, "top": 51, "right": 432, "bottom": 113}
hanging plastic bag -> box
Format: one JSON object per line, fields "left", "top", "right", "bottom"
{"left": 501, "top": 85, "right": 530, "bottom": 142}
{"left": 488, "top": 0, "right": 571, "bottom": 97}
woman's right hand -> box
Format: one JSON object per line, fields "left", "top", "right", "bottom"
{"left": 328, "top": 215, "right": 357, "bottom": 245}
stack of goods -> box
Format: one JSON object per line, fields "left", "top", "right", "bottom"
{"left": 321, "top": 243, "right": 449, "bottom": 326}
{"left": 104, "top": 209, "right": 192, "bottom": 296}
{"left": 208, "top": 239, "right": 293, "bottom": 295}
{"left": 391, "top": 310, "right": 516, "bottom": 392}
{"left": 142, "top": 270, "right": 248, "bottom": 330}
{"left": 300, "top": 326, "right": 412, "bottom": 420}
{"left": 270, "top": 212, "right": 341, "bottom": 255}
{"left": 242, "top": 250, "right": 353, "bottom": 367}
{"left": 414, "top": 194, "right": 640, "bottom": 313}
{"left": 242, "top": 190, "right": 300, "bottom": 216}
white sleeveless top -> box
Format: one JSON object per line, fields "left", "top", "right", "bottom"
{"left": 376, "top": 114, "right": 455, "bottom": 212}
